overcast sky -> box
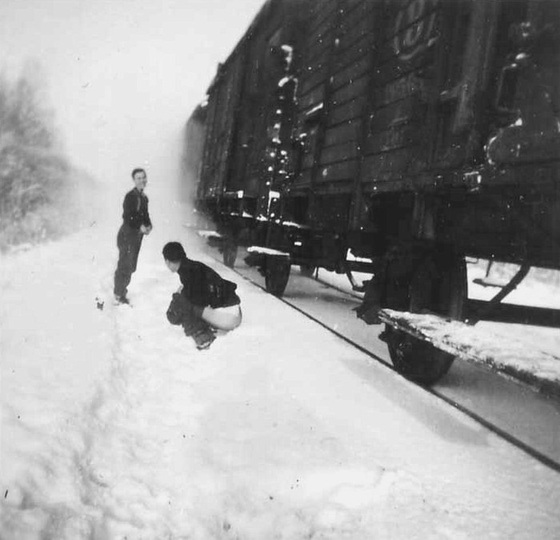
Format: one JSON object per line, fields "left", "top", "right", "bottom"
{"left": 0, "top": 0, "right": 264, "bottom": 189}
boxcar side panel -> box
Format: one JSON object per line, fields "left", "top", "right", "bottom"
{"left": 199, "top": 52, "right": 246, "bottom": 198}
{"left": 359, "top": 0, "right": 440, "bottom": 184}
{"left": 292, "top": 0, "right": 340, "bottom": 191}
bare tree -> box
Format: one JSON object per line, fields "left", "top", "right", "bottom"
{"left": 0, "top": 61, "right": 76, "bottom": 250}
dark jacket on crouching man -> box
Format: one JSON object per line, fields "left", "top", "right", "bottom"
{"left": 163, "top": 242, "right": 242, "bottom": 350}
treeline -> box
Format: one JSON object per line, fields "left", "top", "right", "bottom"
{"left": 0, "top": 63, "right": 90, "bottom": 251}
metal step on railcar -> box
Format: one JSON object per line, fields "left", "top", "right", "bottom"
{"left": 379, "top": 309, "right": 560, "bottom": 399}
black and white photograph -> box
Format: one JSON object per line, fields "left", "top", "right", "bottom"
{"left": 1, "top": 0, "right": 559, "bottom": 538}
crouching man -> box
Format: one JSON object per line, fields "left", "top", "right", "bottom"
{"left": 162, "top": 241, "right": 242, "bottom": 350}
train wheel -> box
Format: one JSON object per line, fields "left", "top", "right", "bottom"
{"left": 299, "top": 264, "right": 316, "bottom": 277}
{"left": 265, "top": 256, "right": 291, "bottom": 297}
{"left": 223, "top": 242, "right": 238, "bottom": 268}
{"left": 385, "top": 248, "right": 466, "bottom": 385}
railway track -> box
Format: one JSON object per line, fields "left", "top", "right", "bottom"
{"left": 209, "top": 249, "right": 560, "bottom": 475}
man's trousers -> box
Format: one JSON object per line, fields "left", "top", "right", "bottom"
{"left": 114, "top": 223, "right": 143, "bottom": 298}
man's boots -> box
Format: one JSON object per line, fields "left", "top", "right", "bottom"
{"left": 167, "top": 293, "right": 216, "bottom": 350}
{"left": 190, "top": 326, "right": 216, "bottom": 350}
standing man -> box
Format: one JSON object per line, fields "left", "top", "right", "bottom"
{"left": 113, "top": 168, "right": 152, "bottom": 304}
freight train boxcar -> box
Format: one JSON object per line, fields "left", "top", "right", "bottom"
{"left": 189, "top": 0, "right": 560, "bottom": 385}
{"left": 195, "top": 0, "right": 311, "bottom": 266}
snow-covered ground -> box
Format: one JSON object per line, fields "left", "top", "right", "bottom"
{"left": 2, "top": 208, "right": 560, "bottom": 539}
